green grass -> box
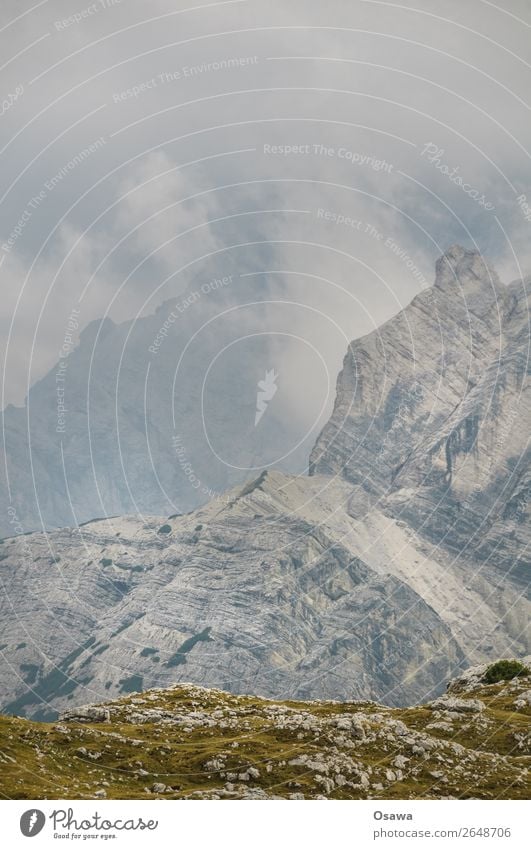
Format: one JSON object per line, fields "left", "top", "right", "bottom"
{"left": 0, "top": 674, "right": 529, "bottom": 800}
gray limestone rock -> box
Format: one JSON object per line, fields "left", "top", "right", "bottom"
{"left": 0, "top": 248, "right": 529, "bottom": 720}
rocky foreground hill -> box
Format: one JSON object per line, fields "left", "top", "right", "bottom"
{"left": 0, "top": 661, "right": 529, "bottom": 800}
{"left": 0, "top": 246, "right": 529, "bottom": 719}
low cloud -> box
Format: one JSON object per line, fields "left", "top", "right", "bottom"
{"left": 1, "top": 0, "right": 530, "bottom": 414}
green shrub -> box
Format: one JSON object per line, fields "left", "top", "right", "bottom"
{"left": 158, "top": 524, "right": 172, "bottom": 534}
{"left": 482, "top": 659, "right": 529, "bottom": 684}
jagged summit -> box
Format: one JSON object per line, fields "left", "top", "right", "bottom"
{"left": 434, "top": 244, "right": 501, "bottom": 289}
{"left": 430, "top": 244, "right": 505, "bottom": 320}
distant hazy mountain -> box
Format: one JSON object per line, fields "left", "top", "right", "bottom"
{"left": 0, "top": 275, "right": 330, "bottom": 536}
{"left": 0, "top": 247, "right": 529, "bottom": 719}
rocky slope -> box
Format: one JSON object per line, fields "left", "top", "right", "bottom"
{"left": 0, "top": 479, "right": 465, "bottom": 718}
{"left": 0, "top": 246, "right": 529, "bottom": 720}
{"left": 0, "top": 468, "right": 528, "bottom": 721}
{"left": 0, "top": 661, "right": 529, "bottom": 800}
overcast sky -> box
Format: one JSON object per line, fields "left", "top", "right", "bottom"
{"left": 1, "top": 0, "right": 531, "bottom": 408}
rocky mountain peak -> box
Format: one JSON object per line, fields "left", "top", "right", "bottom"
{"left": 432, "top": 245, "right": 505, "bottom": 319}
{"left": 434, "top": 244, "right": 500, "bottom": 290}
{"left": 310, "top": 248, "right": 529, "bottom": 567}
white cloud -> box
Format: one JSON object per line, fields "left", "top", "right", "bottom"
{"left": 1, "top": 0, "right": 530, "bottom": 410}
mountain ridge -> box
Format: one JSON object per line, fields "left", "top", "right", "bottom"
{"left": 0, "top": 246, "right": 529, "bottom": 720}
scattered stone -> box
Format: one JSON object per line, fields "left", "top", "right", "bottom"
{"left": 514, "top": 690, "right": 531, "bottom": 709}
{"left": 60, "top": 706, "right": 111, "bottom": 723}
{"left": 430, "top": 696, "right": 484, "bottom": 713}
{"left": 2, "top": 661, "right": 529, "bottom": 802}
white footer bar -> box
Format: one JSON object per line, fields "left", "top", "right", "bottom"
{"left": 3, "top": 799, "right": 528, "bottom": 849}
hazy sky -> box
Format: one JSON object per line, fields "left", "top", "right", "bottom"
{"left": 1, "top": 0, "right": 531, "bottom": 408}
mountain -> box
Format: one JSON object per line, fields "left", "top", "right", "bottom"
{"left": 0, "top": 246, "right": 529, "bottom": 720}
{"left": 0, "top": 474, "right": 466, "bottom": 720}
{"left": 311, "top": 247, "right": 530, "bottom": 590}
{"left": 0, "top": 275, "right": 330, "bottom": 536}
{"left": 1, "top": 660, "right": 529, "bottom": 800}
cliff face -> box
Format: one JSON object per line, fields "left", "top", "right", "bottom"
{"left": 310, "top": 247, "right": 530, "bottom": 582}
{"left": 0, "top": 247, "right": 529, "bottom": 720}
{"left": 311, "top": 247, "right": 506, "bottom": 483}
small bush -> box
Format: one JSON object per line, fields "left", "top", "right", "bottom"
{"left": 482, "top": 659, "right": 529, "bottom": 684}
{"left": 158, "top": 524, "right": 172, "bottom": 535}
